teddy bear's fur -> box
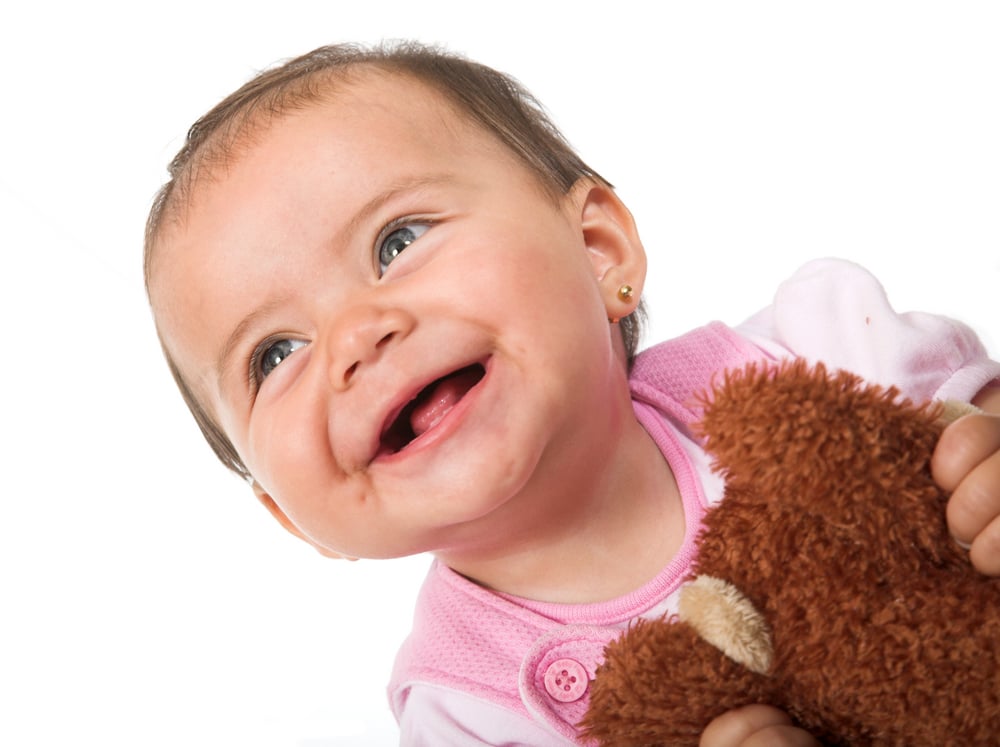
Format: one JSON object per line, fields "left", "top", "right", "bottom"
{"left": 580, "top": 360, "right": 1000, "bottom": 747}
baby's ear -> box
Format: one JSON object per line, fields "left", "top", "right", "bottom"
{"left": 251, "top": 482, "right": 356, "bottom": 560}
{"left": 572, "top": 181, "right": 647, "bottom": 321}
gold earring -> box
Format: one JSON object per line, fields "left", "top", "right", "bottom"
{"left": 609, "top": 283, "right": 634, "bottom": 324}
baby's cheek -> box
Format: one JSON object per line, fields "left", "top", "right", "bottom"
{"left": 246, "top": 412, "right": 321, "bottom": 495}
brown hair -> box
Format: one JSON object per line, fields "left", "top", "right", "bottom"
{"left": 145, "top": 40, "right": 646, "bottom": 480}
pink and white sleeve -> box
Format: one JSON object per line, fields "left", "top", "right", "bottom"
{"left": 736, "top": 258, "right": 1000, "bottom": 403}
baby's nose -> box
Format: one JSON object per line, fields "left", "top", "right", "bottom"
{"left": 326, "top": 306, "right": 415, "bottom": 390}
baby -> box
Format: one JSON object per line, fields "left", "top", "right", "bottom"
{"left": 144, "top": 42, "right": 1000, "bottom": 745}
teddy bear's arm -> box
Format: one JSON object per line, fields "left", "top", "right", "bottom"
{"left": 580, "top": 618, "right": 773, "bottom": 747}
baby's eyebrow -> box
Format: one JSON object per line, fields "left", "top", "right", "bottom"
{"left": 216, "top": 300, "right": 284, "bottom": 392}
{"left": 343, "top": 174, "right": 453, "bottom": 238}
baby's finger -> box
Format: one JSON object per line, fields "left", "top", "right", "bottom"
{"left": 945, "top": 448, "right": 1000, "bottom": 546}
{"left": 739, "top": 725, "right": 822, "bottom": 747}
{"left": 932, "top": 413, "right": 1000, "bottom": 492}
{"left": 968, "top": 513, "right": 1000, "bottom": 576}
{"left": 700, "top": 705, "right": 818, "bottom": 747}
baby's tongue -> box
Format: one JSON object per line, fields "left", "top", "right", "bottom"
{"left": 410, "top": 367, "right": 481, "bottom": 437}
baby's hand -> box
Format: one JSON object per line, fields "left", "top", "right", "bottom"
{"left": 932, "top": 393, "right": 1000, "bottom": 576}
{"left": 700, "top": 705, "right": 819, "bottom": 747}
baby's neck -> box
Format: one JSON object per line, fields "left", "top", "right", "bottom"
{"left": 437, "top": 414, "right": 684, "bottom": 605}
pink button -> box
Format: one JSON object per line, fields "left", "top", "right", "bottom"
{"left": 542, "top": 658, "right": 589, "bottom": 703}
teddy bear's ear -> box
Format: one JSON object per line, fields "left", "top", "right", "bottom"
{"left": 698, "top": 360, "right": 944, "bottom": 514}
{"left": 678, "top": 575, "right": 773, "bottom": 675}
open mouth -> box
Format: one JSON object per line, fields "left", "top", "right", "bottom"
{"left": 379, "top": 363, "right": 486, "bottom": 455}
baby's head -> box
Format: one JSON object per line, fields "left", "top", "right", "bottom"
{"left": 146, "top": 42, "right": 648, "bottom": 559}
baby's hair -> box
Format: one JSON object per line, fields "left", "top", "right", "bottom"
{"left": 145, "top": 40, "right": 645, "bottom": 480}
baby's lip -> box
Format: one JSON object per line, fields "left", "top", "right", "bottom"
{"left": 372, "top": 360, "right": 487, "bottom": 462}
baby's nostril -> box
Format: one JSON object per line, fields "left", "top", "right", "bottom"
{"left": 376, "top": 332, "right": 395, "bottom": 349}
{"left": 344, "top": 361, "right": 359, "bottom": 382}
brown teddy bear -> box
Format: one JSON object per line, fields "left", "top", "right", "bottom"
{"left": 580, "top": 360, "right": 1000, "bottom": 747}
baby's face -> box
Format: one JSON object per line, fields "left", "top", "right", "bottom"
{"left": 150, "top": 73, "right": 636, "bottom": 559}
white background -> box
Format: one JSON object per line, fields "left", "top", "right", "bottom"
{"left": 1, "top": 2, "right": 997, "bottom": 745}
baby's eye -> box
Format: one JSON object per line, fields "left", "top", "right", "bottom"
{"left": 376, "top": 223, "right": 431, "bottom": 274}
{"left": 253, "top": 338, "right": 308, "bottom": 383}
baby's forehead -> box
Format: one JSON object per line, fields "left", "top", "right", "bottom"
{"left": 157, "top": 71, "right": 447, "bottom": 225}
{"left": 150, "top": 69, "right": 517, "bottom": 280}
{"left": 217, "top": 70, "right": 471, "bottom": 161}
{"left": 178, "top": 70, "right": 485, "bottom": 209}
{"left": 147, "top": 63, "right": 558, "bottom": 302}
